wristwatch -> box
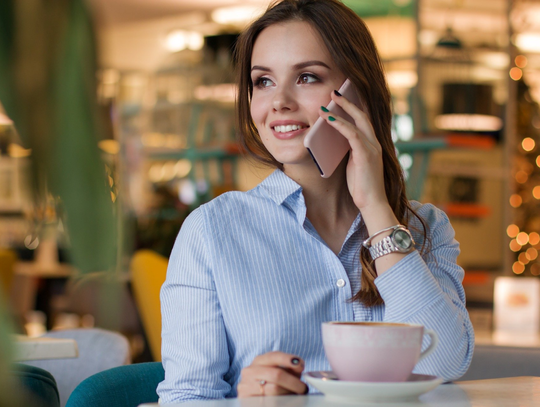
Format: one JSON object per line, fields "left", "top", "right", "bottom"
{"left": 363, "top": 225, "right": 414, "bottom": 260}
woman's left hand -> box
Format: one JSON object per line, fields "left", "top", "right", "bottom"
{"left": 319, "top": 91, "right": 388, "bottom": 212}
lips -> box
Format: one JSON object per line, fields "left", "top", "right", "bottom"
{"left": 269, "top": 121, "right": 309, "bottom": 139}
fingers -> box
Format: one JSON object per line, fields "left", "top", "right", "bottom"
{"left": 237, "top": 352, "right": 308, "bottom": 398}
{"left": 239, "top": 365, "right": 307, "bottom": 397}
{"left": 322, "top": 90, "right": 380, "bottom": 149}
{"left": 252, "top": 351, "right": 304, "bottom": 376}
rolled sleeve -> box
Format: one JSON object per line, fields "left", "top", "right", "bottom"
{"left": 157, "top": 208, "right": 231, "bottom": 404}
{"left": 374, "top": 203, "right": 474, "bottom": 381}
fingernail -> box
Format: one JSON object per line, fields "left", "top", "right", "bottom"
{"left": 328, "top": 116, "right": 336, "bottom": 122}
{"left": 334, "top": 90, "right": 342, "bottom": 97}
{"left": 321, "top": 106, "right": 329, "bottom": 112}
{"left": 291, "top": 357, "right": 300, "bottom": 365}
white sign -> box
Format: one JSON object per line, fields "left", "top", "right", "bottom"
{"left": 494, "top": 277, "right": 540, "bottom": 333}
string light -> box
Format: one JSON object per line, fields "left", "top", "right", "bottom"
{"left": 517, "top": 232, "right": 530, "bottom": 245}
{"left": 526, "top": 248, "right": 538, "bottom": 261}
{"left": 510, "top": 194, "right": 523, "bottom": 208}
{"left": 510, "top": 67, "right": 523, "bottom": 81}
{"left": 532, "top": 264, "right": 540, "bottom": 276}
{"left": 515, "top": 170, "right": 528, "bottom": 183}
{"left": 510, "top": 239, "right": 522, "bottom": 252}
{"left": 515, "top": 55, "right": 528, "bottom": 68}
{"left": 522, "top": 137, "right": 536, "bottom": 152}
{"left": 513, "top": 261, "right": 525, "bottom": 274}
{"left": 519, "top": 252, "right": 530, "bottom": 264}
{"left": 530, "top": 232, "right": 540, "bottom": 246}
{"left": 507, "top": 224, "right": 519, "bottom": 238}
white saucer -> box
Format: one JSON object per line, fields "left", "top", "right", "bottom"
{"left": 305, "top": 371, "right": 443, "bottom": 403}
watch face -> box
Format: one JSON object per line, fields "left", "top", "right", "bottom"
{"left": 394, "top": 229, "right": 412, "bottom": 250}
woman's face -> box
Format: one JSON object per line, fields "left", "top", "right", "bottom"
{"left": 250, "top": 21, "right": 346, "bottom": 169}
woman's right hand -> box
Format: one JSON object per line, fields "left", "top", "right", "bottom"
{"left": 237, "top": 351, "right": 308, "bottom": 397}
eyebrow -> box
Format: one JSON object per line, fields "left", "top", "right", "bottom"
{"left": 251, "top": 60, "right": 331, "bottom": 73}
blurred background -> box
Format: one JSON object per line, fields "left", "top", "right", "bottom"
{"left": 1, "top": 0, "right": 540, "bottom": 370}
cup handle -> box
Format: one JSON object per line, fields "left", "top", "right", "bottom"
{"left": 418, "top": 329, "right": 439, "bottom": 362}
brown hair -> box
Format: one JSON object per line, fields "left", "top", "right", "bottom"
{"left": 234, "top": 0, "right": 429, "bottom": 306}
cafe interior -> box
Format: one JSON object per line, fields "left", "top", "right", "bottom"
{"left": 2, "top": 0, "right": 540, "bottom": 405}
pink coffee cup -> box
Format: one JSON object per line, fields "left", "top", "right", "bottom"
{"left": 322, "top": 322, "right": 438, "bottom": 382}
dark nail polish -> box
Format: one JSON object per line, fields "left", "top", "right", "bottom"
{"left": 328, "top": 116, "right": 336, "bottom": 122}
{"left": 334, "top": 90, "right": 342, "bottom": 97}
{"left": 291, "top": 357, "right": 300, "bottom": 365}
{"left": 321, "top": 106, "right": 329, "bottom": 112}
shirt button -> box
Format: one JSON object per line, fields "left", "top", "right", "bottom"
{"left": 336, "top": 279, "right": 346, "bottom": 288}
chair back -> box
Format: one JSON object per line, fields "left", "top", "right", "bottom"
{"left": 130, "top": 250, "right": 168, "bottom": 361}
{"left": 23, "top": 328, "right": 131, "bottom": 407}
{"left": 65, "top": 362, "right": 164, "bottom": 407}
{"left": 12, "top": 363, "right": 60, "bottom": 407}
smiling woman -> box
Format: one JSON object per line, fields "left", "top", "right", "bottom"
{"left": 157, "top": 0, "right": 474, "bottom": 403}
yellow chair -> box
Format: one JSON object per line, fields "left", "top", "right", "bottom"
{"left": 0, "top": 248, "right": 17, "bottom": 298}
{"left": 130, "top": 250, "right": 168, "bottom": 361}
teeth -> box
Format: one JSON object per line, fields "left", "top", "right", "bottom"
{"left": 273, "top": 125, "right": 304, "bottom": 133}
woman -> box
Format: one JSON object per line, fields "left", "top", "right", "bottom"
{"left": 157, "top": 0, "right": 474, "bottom": 402}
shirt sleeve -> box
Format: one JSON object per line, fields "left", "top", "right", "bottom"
{"left": 157, "top": 207, "right": 231, "bottom": 403}
{"left": 374, "top": 203, "right": 475, "bottom": 382}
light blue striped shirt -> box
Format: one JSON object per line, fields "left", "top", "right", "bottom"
{"left": 158, "top": 169, "right": 474, "bottom": 404}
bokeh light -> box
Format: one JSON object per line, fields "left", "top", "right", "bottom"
{"left": 510, "top": 67, "right": 523, "bottom": 81}
{"left": 522, "top": 137, "right": 536, "bottom": 152}
{"left": 532, "top": 263, "right": 540, "bottom": 276}
{"left": 515, "top": 170, "right": 528, "bottom": 183}
{"left": 510, "top": 239, "right": 522, "bottom": 252}
{"left": 510, "top": 194, "right": 523, "bottom": 208}
{"left": 530, "top": 232, "right": 540, "bottom": 246}
{"left": 507, "top": 224, "right": 519, "bottom": 238}
{"left": 515, "top": 55, "right": 528, "bottom": 68}
{"left": 517, "top": 232, "right": 530, "bottom": 245}
{"left": 526, "top": 248, "right": 538, "bottom": 261}
{"left": 519, "top": 252, "right": 530, "bottom": 264}
{"left": 513, "top": 261, "right": 525, "bottom": 274}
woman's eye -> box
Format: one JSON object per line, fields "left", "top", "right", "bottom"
{"left": 254, "top": 77, "right": 274, "bottom": 88}
{"left": 298, "top": 74, "right": 318, "bottom": 84}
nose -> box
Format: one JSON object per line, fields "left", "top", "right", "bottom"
{"left": 272, "top": 87, "right": 297, "bottom": 112}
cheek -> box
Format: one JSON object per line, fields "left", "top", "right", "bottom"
{"left": 250, "top": 97, "right": 265, "bottom": 127}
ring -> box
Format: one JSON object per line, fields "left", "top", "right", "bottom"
{"left": 259, "top": 379, "right": 267, "bottom": 396}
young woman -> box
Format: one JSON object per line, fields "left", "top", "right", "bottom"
{"left": 157, "top": 0, "right": 474, "bottom": 402}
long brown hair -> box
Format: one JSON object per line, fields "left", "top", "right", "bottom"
{"left": 234, "top": 0, "right": 429, "bottom": 306}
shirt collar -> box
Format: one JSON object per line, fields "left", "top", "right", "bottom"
{"left": 259, "top": 169, "right": 303, "bottom": 206}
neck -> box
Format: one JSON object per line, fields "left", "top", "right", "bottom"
{"left": 284, "top": 160, "right": 358, "bottom": 225}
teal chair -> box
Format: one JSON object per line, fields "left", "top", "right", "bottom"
{"left": 12, "top": 363, "right": 60, "bottom": 407}
{"left": 65, "top": 362, "right": 164, "bottom": 407}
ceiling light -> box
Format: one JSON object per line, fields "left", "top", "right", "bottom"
{"left": 434, "top": 114, "right": 503, "bottom": 132}
{"left": 165, "top": 30, "right": 204, "bottom": 52}
{"left": 211, "top": 6, "right": 264, "bottom": 25}
{"left": 515, "top": 33, "right": 540, "bottom": 53}
{"left": 386, "top": 70, "right": 418, "bottom": 89}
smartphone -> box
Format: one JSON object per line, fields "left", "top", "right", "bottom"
{"left": 303, "top": 79, "right": 362, "bottom": 178}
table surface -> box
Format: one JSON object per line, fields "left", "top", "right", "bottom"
{"left": 139, "top": 376, "right": 540, "bottom": 407}
{"left": 13, "top": 335, "right": 79, "bottom": 361}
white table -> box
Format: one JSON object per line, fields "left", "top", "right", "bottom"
{"left": 140, "top": 376, "right": 540, "bottom": 406}
{"left": 13, "top": 335, "right": 79, "bottom": 361}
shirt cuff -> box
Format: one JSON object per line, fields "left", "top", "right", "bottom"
{"left": 374, "top": 251, "right": 442, "bottom": 320}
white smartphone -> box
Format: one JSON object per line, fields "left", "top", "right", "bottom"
{"left": 303, "top": 79, "right": 362, "bottom": 178}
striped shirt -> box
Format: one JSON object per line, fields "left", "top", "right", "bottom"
{"left": 157, "top": 169, "right": 474, "bottom": 404}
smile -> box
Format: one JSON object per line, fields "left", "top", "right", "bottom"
{"left": 272, "top": 125, "right": 307, "bottom": 133}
